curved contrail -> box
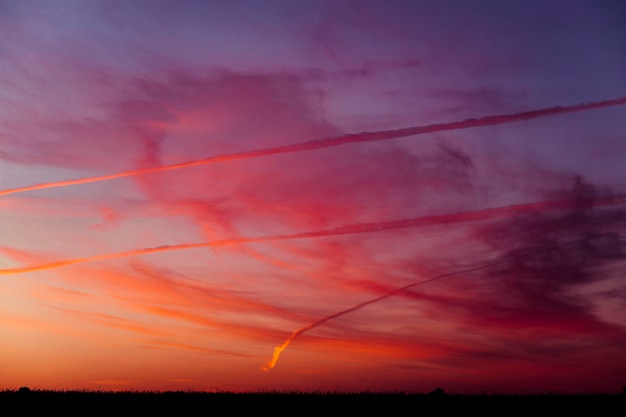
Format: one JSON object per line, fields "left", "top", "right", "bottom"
{"left": 1, "top": 96, "right": 626, "bottom": 197}
{"left": 261, "top": 230, "right": 623, "bottom": 371}
{"left": 2, "top": 194, "right": 624, "bottom": 275}
{"left": 262, "top": 258, "right": 505, "bottom": 371}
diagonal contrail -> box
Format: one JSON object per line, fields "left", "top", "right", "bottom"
{"left": 2, "top": 194, "right": 624, "bottom": 275}
{"left": 261, "top": 225, "right": 626, "bottom": 371}
{"left": 261, "top": 258, "right": 505, "bottom": 371}
{"left": 2, "top": 96, "right": 625, "bottom": 197}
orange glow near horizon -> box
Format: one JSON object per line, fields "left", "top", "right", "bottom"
{"left": 2, "top": 2, "right": 626, "bottom": 394}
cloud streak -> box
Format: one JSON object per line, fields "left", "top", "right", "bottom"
{"left": 262, "top": 258, "right": 505, "bottom": 371}
{"left": 2, "top": 95, "right": 625, "bottom": 197}
{"left": 263, "top": 178, "right": 626, "bottom": 371}
{"left": 2, "top": 193, "right": 625, "bottom": 275}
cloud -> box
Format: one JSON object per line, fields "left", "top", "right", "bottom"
{"left": 2, "top": 0, "right": 626, "bottom": 394}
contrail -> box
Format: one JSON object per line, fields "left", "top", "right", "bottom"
{"left": 2, "top": 194, "right": 624, "bottom": 275}
{"left": 261, "top": 224, "right": 626, "bottom": 371}
{"left": 261, "top": 258, "right": 505, "bottom": 371}
{"left": 2, "top": 96, "right": 626, "bottom": 197}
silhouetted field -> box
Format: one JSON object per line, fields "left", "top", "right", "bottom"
{"left": 2, "top": 388, "right": 625, "bottom": 413}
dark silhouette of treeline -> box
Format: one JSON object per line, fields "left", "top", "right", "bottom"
{"left": 2, "top": 386, "right": 624, "bottom": 413}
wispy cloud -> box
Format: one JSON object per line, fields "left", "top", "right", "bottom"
{"left": 2, "top": 0, "right": 625, "bottom": 393}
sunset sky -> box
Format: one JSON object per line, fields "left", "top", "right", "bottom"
{"left": 1, "top": 0, "right": 626, "bottom": 394}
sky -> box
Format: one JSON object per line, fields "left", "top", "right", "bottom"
{"left": 1, "top": 0, "right": 626, "bottom": 394}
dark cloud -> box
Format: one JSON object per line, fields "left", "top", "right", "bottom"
{"left": 452, "top": 176, "right": 626, "bottom": 334}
